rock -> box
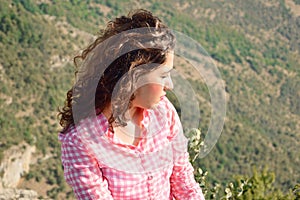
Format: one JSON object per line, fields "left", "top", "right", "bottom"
{"left": 0, "top": 188, "right": 38, "bottom": 200}
{"left": 0, "top": 142, "right": 36, "bottom": 188}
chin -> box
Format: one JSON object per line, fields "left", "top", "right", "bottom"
{"left": 149, "top": 104, "right": 159, "bottom": 110}
{"left": 138, "top": 99, "right": 161, "bottom": 110}
{"left": 149, "top": 100, "right": 161, "bottom": 109}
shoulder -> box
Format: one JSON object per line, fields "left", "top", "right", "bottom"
{"left": 58, "top": 124, "right": 77, "bottom": 143}
{"left": 58, "top": 124, "right": 85, "bottom": 149}
{"left": 58, "top": 114, "right": 109, "bottom": 148}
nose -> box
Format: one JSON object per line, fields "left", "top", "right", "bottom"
{"left": 164, "top": 76, "right": 174, "bottom": 91}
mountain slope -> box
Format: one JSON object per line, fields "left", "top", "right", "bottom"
{"left": 0, "top": 0, "right": 299, "bottom": 198}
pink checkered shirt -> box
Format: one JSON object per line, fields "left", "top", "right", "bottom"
{"left": 59, "top": 97, "right": 205, "bottom": 200}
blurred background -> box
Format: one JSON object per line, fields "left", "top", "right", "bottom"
{"left": 0, "top": 0, "right": 299, "bottom": 199}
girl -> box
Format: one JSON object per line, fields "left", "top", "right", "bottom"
{"left": 58, "top": 9, "right": 205, "bottom": 200}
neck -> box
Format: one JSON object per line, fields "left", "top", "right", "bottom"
{"left": 102, "top": 104, "right": 112, "bottom": 121}
{"left": 102, "top": 105, "right": 144, "bottom": 128}
{"left": 128, "top": 107, "right": 144, "bottom": 128}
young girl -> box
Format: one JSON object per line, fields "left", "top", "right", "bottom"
{"left": 58, "top": 9, "right": 205, "bottom": 200}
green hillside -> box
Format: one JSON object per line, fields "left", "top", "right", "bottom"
{"left": 0, "top": 0, "right": 299, "bottom": 199}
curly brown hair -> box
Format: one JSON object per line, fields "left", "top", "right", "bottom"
{"left": 58, "top": 9, "right": 175, "bottom": 133}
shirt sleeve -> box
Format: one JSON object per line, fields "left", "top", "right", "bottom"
{"left": 61, "top": 139, "right": 114, "bottom": 200}
{"left": 165, "top": 98, "right": 205, "bottom": 200}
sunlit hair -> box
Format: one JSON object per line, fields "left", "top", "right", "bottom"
{"left": 58, "top": 9, "right": 175, "bottom": 132}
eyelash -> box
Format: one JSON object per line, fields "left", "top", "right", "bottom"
{"left": 161, "top": 75, "right": 169, "bottom": 79}
{"left": 161, "top": 70, "right": 172, "bottom": 79}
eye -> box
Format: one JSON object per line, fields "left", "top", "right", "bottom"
{"left": 161, "top": 72, "right": 170, "bottom": 79}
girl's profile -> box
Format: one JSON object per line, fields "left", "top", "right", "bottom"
{"left": 58, "top": 9, "right": 205, "bottom": 200}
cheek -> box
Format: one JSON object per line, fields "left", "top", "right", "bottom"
{"left": 147, "top": 84, "right": 163, "bottom": 94}
{"left": 135, "top": 84, "right": 163, "bottom": 100}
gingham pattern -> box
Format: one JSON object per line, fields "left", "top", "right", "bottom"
{"left": 59, "top": 97, "right": 205, "bottom": 200}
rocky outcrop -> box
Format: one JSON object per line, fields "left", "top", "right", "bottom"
{"left": 0, "top": 188, "right": 38, "bottom": 200}
{"left": 0, "top": 142, "right": 35, "bottom": 189}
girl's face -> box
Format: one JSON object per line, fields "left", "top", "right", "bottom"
{"left": 131, "top": 53, "right": 174, "bottom": 109}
